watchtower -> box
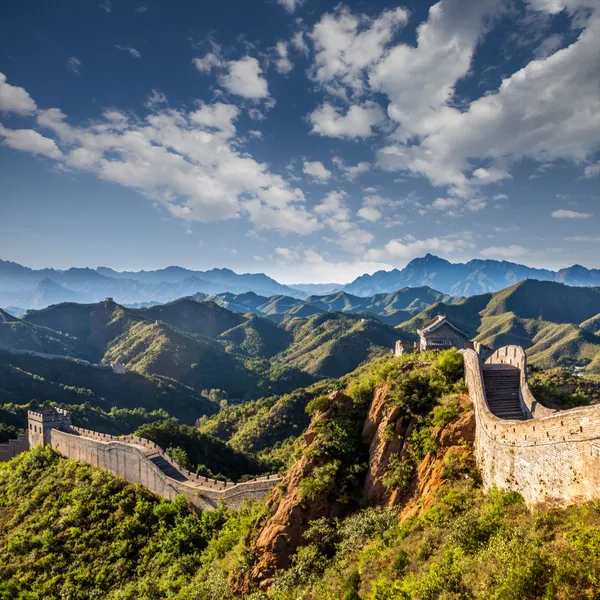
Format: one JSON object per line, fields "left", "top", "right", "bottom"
{"left": 28, "top": 408, "right": 72, "bottom": 447}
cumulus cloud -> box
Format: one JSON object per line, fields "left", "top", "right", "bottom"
{"left": 366, "top": 234, "right": 475, "bottom": 261}
{"left": 0, "top": 72, "right": 37, "bottom": 115}
{"left": 274, "top": 41, "right": 293, "bottom": 74}
{"left": 192, "top": 52, "right": 223, "bottom": 73}
{"left": 480, "top": 245, "right": 527, "bottom": 258}
{"left": 0, "top": 73, "right": 319, "bottom": 235}
{"left": 116, "top": 45, "right": 141, "bottom": 58}
{"left": 308, "top": 102, "right": 384, "bottom": 138}
{"left": 0, "top": 125, "right": 62, "bottom": 159}
{"left": 219, "top": 56, "right": 269, "bottom": 99}
{"left": 551, "top": 209, "right": 592, "bottom": 218}
{"left": 332, "top": 156, "right": 370, "bottom": 181}
{"left": 309, "top": 6, "right": 409, "bottom": 97}
{"left": 374, "top": 0, "right": 600, "bottom": 196}
{"left": 277, "top": 0, "right": 305, "bottom": 14}
{"left": 357, "top": 206, "right": 381, "bottom": 222}
{"left": 303, "top": 160, "right": 332, "bottom": 182}
{"left": 432, "top": 197, "right": 461, "bottom": 210}
{"left": 291, "top": 32, "right": 309, "bottom": 56}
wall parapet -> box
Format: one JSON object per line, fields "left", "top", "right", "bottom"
{"left": 51, "top": 426, "right": 281, "bottom": 509}
{"left": 463, "top": 347, "right": 600, "bottom": 504}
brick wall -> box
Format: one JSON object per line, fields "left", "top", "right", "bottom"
{"left": 463, "top": 348, "right": 600, "bottom": 504}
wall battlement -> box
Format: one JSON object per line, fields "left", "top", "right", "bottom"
{"left": 463, "top": 346, "right": 600, "bottom": 504}
{"left": 21, "top": 409, "right": 281, "bottom": 510}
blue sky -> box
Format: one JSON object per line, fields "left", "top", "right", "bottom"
{"left": 0, "top": 0, "right": 598, "bottom": 284}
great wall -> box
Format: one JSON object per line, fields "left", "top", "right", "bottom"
{"left": 463, "top": 345, "right": 600, "bottom": 504}
{"left": 20, "top": 408, "right": 281, "bottom": 510}
{"left": 1, "top": 344, "right": 599, "bottom": 507}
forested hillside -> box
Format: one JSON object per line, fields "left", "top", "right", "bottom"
{"left": 1, "top": 350, "right": 598, "bottom": 599}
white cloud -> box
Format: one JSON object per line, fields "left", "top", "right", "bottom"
{"left": 192, "top": 52, "right": 223, "bottom": 73}
{"left": 291, "top": 32, "right": 309, "bottom": 56}
{"left": 189, "top": 102, "right": 239, "bottom": 137}
{"left": 366, "top": 234, "right": 475, "bottom": 261}
{"left": 358, "top": 194, "right": 395, "bottom": 222}
{"left": 357, "top": 206, "right": 381, "bottom": 222}
{"left": 0, "top": 125, "right": 62, "bottom": 159}
{"left": 534, "top": 33, "right": 563, "bottom": 58}
{"left": 309, "top": 6, "right": 409, "bottom": 97}
{"left": 145, "top": 89, "right": 168, "bottom": 109}
{"left": 274, "top": 41, "right": 293, "bottom": 74}
{"left": 66, "top": 57, "right": 81, "bottom": 75}
{"left": 99, "top": 0, "right": 111, "bottom": 12}
{"left": 472, "top": 167, "right": 511, "bottom": 183}
{"left": 308, "top": 102, "right": 384, "bottom": 138}
{"left": 273, "top": 247, "right": 393, "bottom": 284}
{"left": 116, "top": 45, "right": 141, "bottom": 58}
{"left": 314, "top": 190, "right": 374, "bottom": 253}
{"left": 219, "top": 56, "right": 269, "bottom": 99}
{"left": 0, "top": 75, "right": 320, "bottom": 235}
{"left": 432, "top": 197, "right": 460, "bottom": 210}
{"left": 277, "top": 0, "right": 305, "bottom": 14}
{"left": 480, "top": 245, "right": 527, "bottom": 258}
{"left": 374, "top": 0, "right": 600, "bottom": 196}
{"left": 332, "top": 156, "right": 370, "bottom": 181}
{"left": 583, "top": 162, "right": 600, "bottom": 178}
{"left": 552, "top": 209, "right": 592, "bottom": 218}
{"left": 303, "top": 160, "right": 332, "bottom": 182}
{"left": 0, "top": 72, "right": 37, "bottom": 115}
{"left": 493, "top": 194, "right": 509, "bottom": 201}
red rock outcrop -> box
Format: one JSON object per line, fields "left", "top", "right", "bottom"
{"left": 400, "top": 401, "right": 475, "bottom": 521}
{"left": 231, "top": 391, "right": 353, "bottom": 593}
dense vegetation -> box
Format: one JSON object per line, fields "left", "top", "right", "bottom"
{"left": 1, "top": 349, "right": 599, "bottom": 599}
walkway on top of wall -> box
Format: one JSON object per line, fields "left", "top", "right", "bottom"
{"left": 462, "top": 344, "right": 600, "bottom": 504}
{"left": 68, "top": 425, "right": 282, "bottom": 496}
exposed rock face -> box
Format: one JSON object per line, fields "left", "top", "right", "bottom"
{"left": 362, "top": 361, "right": 429, "bottom": 506}
{"left": 232, "top": 391, "right": 353, "bottom": 593}
{"left": 400, "top": 403, "right": 475, "bottom": 522}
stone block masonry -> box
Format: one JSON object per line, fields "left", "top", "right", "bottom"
{"left": 18, "top": 408, "right": 282, "bottom": 511}
{"left": 0, "top": 434, "right": 28, "bottom": 462}
{"left": 463, "top": 345, "right": 600, "bottom": 504}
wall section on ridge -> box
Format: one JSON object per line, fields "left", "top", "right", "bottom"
{"left": 463, "top": 348, "right": 600, "bottom": 505}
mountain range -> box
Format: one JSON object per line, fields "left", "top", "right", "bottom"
{"left": 343, "top": 253, "right": 600, "bottom": 297}
{"left": 2, "top": 255, "right": 600, "bottom": 311}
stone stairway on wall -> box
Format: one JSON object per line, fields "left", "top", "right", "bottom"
{"left": 481, "top": 364, "right": 526, "bottom": 420}
{"left": 147, "top": 453, "right": 189, "bottom": 482}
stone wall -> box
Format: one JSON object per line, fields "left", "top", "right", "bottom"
{"left": 0, "top": 434, "right": 28, "bottom": 462}
{"left": 50, "top": 427, "right": 281, "bottom": 511}
{"left": 463, "top": 347, "right": 600, "bottom": 504}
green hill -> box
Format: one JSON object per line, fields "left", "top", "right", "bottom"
{"left": 1, "top": 352, "right": 598, "bottom": 600}
{"left": 217, "top": 313, "right": 292, "bottom": 358}
{"left": 279, "top": 312, "right": 401, "bottom": 377}
{"left": 136, "top": 298, "right": 244, "bottom": 337}
{"left": 398, "top": 281, "right": 600, "bottom": 371}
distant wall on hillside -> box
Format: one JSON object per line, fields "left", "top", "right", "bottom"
{"left": 0, "top": 434, "right": 28, "bottom": 462}
{"left": 49, "top": 426, "right": 280, "bottom": 510}
{"left": 463, "top": 346, "right": 600, "bottom": 504}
